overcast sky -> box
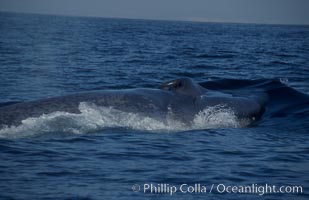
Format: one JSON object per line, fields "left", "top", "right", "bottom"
{"left": 0, "top": 0, "right": 308, "bottom": 25}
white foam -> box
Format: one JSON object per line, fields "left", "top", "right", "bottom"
{"left": 193, "top": 105, "right": 240, "bottom": 129}
{"left": 0, "top": 102, "right": 248, "bottom": 139}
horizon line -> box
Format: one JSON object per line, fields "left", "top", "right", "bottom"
{"left": 1, "top": 10, "right": 309, "bottom": 27}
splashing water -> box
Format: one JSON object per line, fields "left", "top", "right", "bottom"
{"left": 0, "top": 102, "right": 247, "bottom": 139}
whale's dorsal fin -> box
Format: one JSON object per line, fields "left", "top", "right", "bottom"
{"left": 160, "top": 77, "right": 204, "bottom": 97}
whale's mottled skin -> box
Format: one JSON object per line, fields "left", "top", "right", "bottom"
{"left": 0, "top": 78, "right": 265, "bottom": 128}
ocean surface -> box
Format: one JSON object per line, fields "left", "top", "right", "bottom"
{"left": 0, "top": 12, "right": 308, "bottom": 199}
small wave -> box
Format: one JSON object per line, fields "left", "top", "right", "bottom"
{"left": 195, "top": 53, "right": 236, "bottom": 59}
{"left": 0, "top": 102, "right": 247, "bottom": 139}
{"left": 269, "top": 60, "right": 299, "bottom": 67}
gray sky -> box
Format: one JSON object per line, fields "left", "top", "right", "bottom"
{"left": 0, "top": 0, "right": 308, "bottom": 25}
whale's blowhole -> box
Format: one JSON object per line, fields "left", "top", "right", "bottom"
{"left": 160, "top": 77, "right": 204, "bottom": 97}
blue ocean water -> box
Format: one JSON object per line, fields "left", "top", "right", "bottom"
{"left": 0, "top": 12, "right": 308, "bottom": 199}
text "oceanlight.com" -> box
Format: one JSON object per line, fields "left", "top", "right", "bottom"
{"left": 132, "top": 183, "right": 303, "bottom": 196}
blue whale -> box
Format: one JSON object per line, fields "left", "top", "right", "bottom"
{"left": 0, "top": 78, "right": 265, "bottom": 129}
